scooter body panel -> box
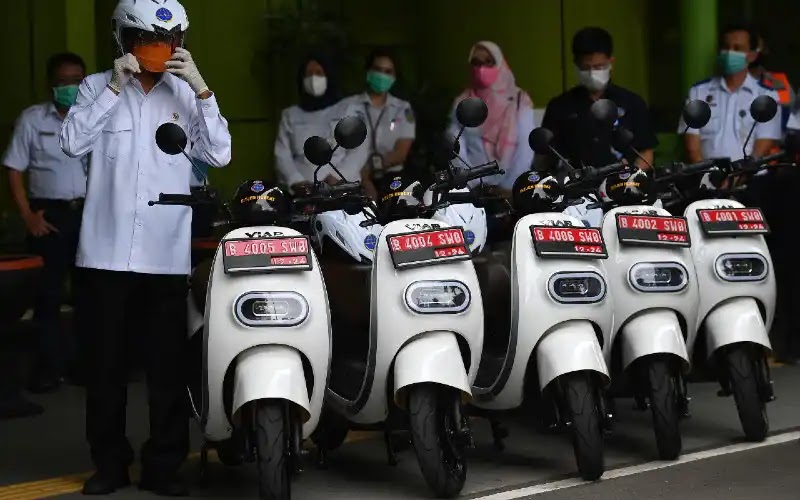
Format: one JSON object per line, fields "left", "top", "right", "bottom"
{"left": 328, "top": 218, "right": 483, "bottom": 426}
{"left": 704, "top": 297, "right": 771, "bottom": 354}
{"left": 684, "top": 199, "right": 776, "bottom": 355}
{"left": 231, "top": 345, "right": 311, "bottom": 421}
{"left": 203, "top": 226, "right": 331, "bottom": 442}
{"left": 472, "top": 212, "right": 614, "bottom": 411}
{"left": 620, "top": 309, "right": 689, "bottom": 370}
{"left": 602, "top": 206, "right": 699, "bottom": 371}
{"left": 394, "top": 331, "right": 472, "bottom": 408}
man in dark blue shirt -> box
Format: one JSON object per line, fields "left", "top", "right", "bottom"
{"left": 540, "top": 27, "right": 658, "bottom": 171}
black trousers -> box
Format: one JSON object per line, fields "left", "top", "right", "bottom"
{"left": 26, "top": 198, "right": 82, "bottom": 378}
{"left": 78, "top": 268, "right": 189, "bottom": 477}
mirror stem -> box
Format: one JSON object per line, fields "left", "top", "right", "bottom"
{"left": 181, "top": 150, "right": 208, "bottom": 188}
{"left": 742, "top": 124, "right": 757, "bottom": 160}
{"left": 326, "top": 162, "right": 349, "bottom": 182}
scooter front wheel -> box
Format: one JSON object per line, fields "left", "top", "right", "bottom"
{"left": 644, "top": 356, "right": 682, "bottom": 460}
{"left": 255, "top": 400, "right": 291, "bottom": 500}
{"left": 561, "top": 371, "right": 604, "bottom": 481}
{"left": 725, "top": 344, "right": 769, "bottom": 441}
{"left": 408, "top": 383, "right": 467, "bottom": 498}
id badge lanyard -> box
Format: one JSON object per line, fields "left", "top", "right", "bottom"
{"left": 365, "top": 103, "right": 389, "bottom": 176}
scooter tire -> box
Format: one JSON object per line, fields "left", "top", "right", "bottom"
{"left": 561, "top": 371, "right": 604, "bottom": 481}
{"left": 725, "top": 344, "right": 769, "bottom": 442}
{"left": 255, "top": 400, "right": 291, "bottom": 500}
{"left": 408, "top": 383, "right": 467, "bottom": 498}
{"left": 645, "top": 356, "right": 682, "bottom": 460}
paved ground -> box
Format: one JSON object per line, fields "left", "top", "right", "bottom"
{"left": 1, "top": 364, "right": 799, "bottom": 499}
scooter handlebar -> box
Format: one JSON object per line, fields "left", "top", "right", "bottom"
{"left": 148, "top": 193, "right": 205, "bottom": 206}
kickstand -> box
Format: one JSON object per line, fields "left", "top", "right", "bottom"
{"left": 198, "top": 442, "right": 209, "bottom": 486}
{"left": 384, "top": 429, "right": 398, "bottom": 466}
{"left": 489, "top": 418, "right": 509, "bottom": 452}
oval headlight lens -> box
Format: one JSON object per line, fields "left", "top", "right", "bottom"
{"left": 715, "top": 253, "right": 768, "bottom": 282}
{"left": 405, "top": 280, "right": 471, "bottom": 314}
{"left": 547, "top": 272, "right": 606, "bottom": 304}
{"left": 234, "top": 291, "right": 309, "bottom": 327}
{"left": 629, "top": 262, "right": 688, "bottom": 293}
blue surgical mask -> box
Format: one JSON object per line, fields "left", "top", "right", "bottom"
{"left": 717, "top": 50, "right": 749, "bottom": 75}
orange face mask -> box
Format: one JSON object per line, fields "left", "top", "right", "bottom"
{"left": 132, "top": 42, "right": 173, "bottom": 73}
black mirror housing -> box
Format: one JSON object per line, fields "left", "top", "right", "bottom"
{"left": 751, "top": 95, "right": 778, "bottom": 123}
{"left": 456, "top": 97, "right": 488, "bottom": 128}
{"left": 334, "top": 116, "right": 368, "bottom": 150}
{"left": 303, "top": 136, "right": 334, "bottom": 167}
{"left": 528, "top": 127, "right": 555, "bottom": 155}
{"left": 155, "top": 122, "right": 188, "bottom": 155}
{"left": 590, "top": 99, "right": 619, "bottom": 128}
{"left": 682, "top": 99, "right": 712, "bottom": 129}
{"left": 613, "top": 126, "right": 635, "bottom": 149}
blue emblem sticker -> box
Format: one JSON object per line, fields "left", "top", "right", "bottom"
{"left": 619, "top": 172, "right": 631, "bottom": 180}
{"left": 618, "top": 107, "right": 626, "bottom": 118}
{"left": 156, "top": 8, "right": 173, "bottom": 22}
{"left": 527, "top": 172, "right": 540, "bottom": 183}
{"left": 364, "top": 234, "right": 377, "bottom": 251}
{"left": 389, "top": 178, "right": 402, "bottom": 190}
{"left": 251, "top": 182, "right": 265, "bottom": 193}
{"left": 464, "top": 230, "right": 475, "bottom": 246}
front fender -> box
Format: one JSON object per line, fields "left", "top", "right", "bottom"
{"left": 536, "top": 320, "right": 610, "bottom": 390}
{"left": 705, "top": 297, "right": 771, "bottom": 356}
{"left": 621, "top": 310, "right": 690, "bottom": 373}
{"left": 232, "top": 345, "right": 311, "bottom": 423}
{"left": 393, "top": 331, "right": 471, "bottom": 409}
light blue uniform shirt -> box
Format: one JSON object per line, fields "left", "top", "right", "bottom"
{"left": 2, "top": 102, "right": 88, "bottom": 199}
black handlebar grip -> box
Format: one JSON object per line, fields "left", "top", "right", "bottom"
{"left": 681, "top": 159, "right": 717, "bottom": 175}
{"left": 158, "top": 193, "right": 198, "bottom": 203}
{"left": 593, "top": 161, "right": 627, "bottom": 178}
{"left": 466, "top": 161, "right": 501, "bottom": 181}
{"left": 324, "top": 181, "right": 362, "bottom": 196}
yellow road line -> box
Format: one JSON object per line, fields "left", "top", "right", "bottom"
{"left": 0, "top": 431, "right": 380, "bottom": 500}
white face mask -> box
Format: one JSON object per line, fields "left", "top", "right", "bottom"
{"left": 576, "top": 65, "right": 611, "bottom": 92}
{"left": 303, "top": 75, "right": 327, "bottom": 97}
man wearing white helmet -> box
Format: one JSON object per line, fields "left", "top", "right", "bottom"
{"left": 59, "top": 0, "right": 231, "bottom": 495}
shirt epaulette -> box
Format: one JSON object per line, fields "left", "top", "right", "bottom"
{"left": 692, "top": 78, "right": 712, "bottom": 88}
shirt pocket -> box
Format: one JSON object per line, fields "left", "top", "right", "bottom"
{"left": 101, "top": 113, "right": 134, "bottom": 160}
{"left": 32, "top": 130, "right": 60, "bottom": 165}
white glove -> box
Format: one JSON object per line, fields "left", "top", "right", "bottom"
{"left": 108, "top": 53, "right": 140, "bottom": 93}
{"left": 165, "top": 48, "right": 209, "bottom": 95}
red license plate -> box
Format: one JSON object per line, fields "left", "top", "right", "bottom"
{"left": 530, "top": 226, "right": 608, "bottom": 259}
{"left": 615, "top": 214, "right": 691, "bottom": 248}
{"left": 696, "top": 208, "right": 770, "bottom": 236}
{"left": 222, "top": 237, "right": 312, "bottom": 273}
{"left": 387, "top": 228, "right": 471, "bottom": 269}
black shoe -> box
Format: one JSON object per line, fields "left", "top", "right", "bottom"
{"left": 139, "top": 476, "right": 189, "bottom": 497}
{"left": 0, "top": 396, "right": 44, "bottom": 419}
{"left": 28, "top": 375, "right": 63, "bottom": 394}
{"left": 82, "top": 469, "right": 131, "bottom": 495}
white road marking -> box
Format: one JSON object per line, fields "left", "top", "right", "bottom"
{"left": 473, "top": 430, "right": 800, "bottom": 499}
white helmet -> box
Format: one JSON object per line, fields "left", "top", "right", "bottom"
{"left": 112, "top": 0, "right": 189, "bottom": 55}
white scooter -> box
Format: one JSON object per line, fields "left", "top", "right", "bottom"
{"left": 566, "top": 100, "right": 699, "bottom": 461}
{"left": 669, "top": 95, "right": 788, "bottom": 441}
{"left": 150, "top": 119, "right": 367, "bottom": 499}
{"left": 310, "top": 98, "right": 495, "bottom": 498}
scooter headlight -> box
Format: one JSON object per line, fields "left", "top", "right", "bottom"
{"left": 547, "top": 272, "right": 606, "bottom": 304}
{"left": 404, "top": 280, "right": 471, "bottom": 314}
{"left": 234, "top": 291, "right": 309, "bottom": 327}
{"left": 715, "top": 253, "right": 768, "bottom": 282}
{"left": 628, "top": 262, "right": 688, "bottom": 293}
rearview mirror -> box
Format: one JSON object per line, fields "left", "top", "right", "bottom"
{"left": 682, "top": 100, "right": 712, "bottom": 129}
{"left": 528, "top": 128, "right": 555, "bottom": 155}
{"left": 334, "top": 116, "right": 368, "bottom": 149}
{"left": 590, "top": 99, "right": 619, "bottom": 128}
{"left": 751, "top": 95, "right": 778, "bottom": 123}
{"left": 456, "top": 97, "right": 488, "bottom": 128}
{"left": 155, "top": 122, "right": 188, "bottom": 155}
{"left": 303, "top": 136, "right": 333, "bottom": 167}
{"left": 613, "top": 127, "right": 635, "bottom": 150}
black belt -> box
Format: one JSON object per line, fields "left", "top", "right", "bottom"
{"left": 30, "top": 198, "right": 85, "bottom": 210}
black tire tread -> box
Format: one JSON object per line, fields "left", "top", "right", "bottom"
{"left": 255, "top": 400, "right": 290, "bottom": 500}
{"left": 726, "top": 345, "right": 769, "bottom": 441}
{"left": 562, "top": 372, "right": 604, "bottom": 481}
{"left": 408, "top": 384, "right": 466, "bottom": 498}
{"left": 646, "top": 357, "right": 682, "bottom": 460}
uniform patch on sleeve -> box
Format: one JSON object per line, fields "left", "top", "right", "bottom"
{"left": 404, "top": 107, "right": 415, "bottom": 123}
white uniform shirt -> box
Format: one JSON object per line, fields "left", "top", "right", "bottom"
{"left": 678, "top": 74, "right": 782, "bottom": 161}
{"left": 338, "top": 93, "right": 416, "bottom": 179}
{"left": 786, "top": 106, "right": 800, "bottom": 131}
{"left": 2, "top": 102, "right": 87, "bottom": 200}
{"left": 274, "top": 104, "right": 345, "bottom": 187}
{"left": 446, "top": 95, "right": 536, "bottom": 190}
{"left": 60, "top": 71, "right": 232, "bottom": 275}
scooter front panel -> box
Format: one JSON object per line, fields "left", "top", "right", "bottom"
{"left": 347, "top": 219, "right": 485, "bottom": 425}
{"left": 203, "top": 226, "right": 331, "bottom": 441}
{"left": 601, "top": 206, "right": 700, "bottom": 361}
{"left": 473, "top": 212, "right": 614, "bottom": 411}
{"left": 684, "top": 200, "right": 776, "bottom": 334}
